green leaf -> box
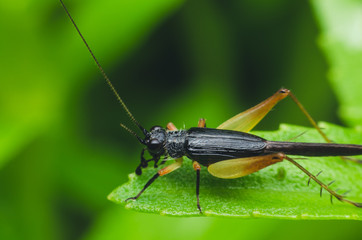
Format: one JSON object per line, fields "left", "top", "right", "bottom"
{"left": 311, "top": 0, "right": 362, "bottom": 126}
{"left": 108, "top": 122, "right": 362, "bottom": 219}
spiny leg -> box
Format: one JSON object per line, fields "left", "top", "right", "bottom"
{"left": 287, "top": 91, "right": 330, "bottom": 143}
{"left": 217, "top": 88, "right": 361, "bottom": 164}
{"left": 126, "top": 158, "right": 183, "bottom": 201}
{"left": 217, "top": 88, "right": 328, "bottom": 136}
{"left": 289, "top": 92, "right": 362, "bottom": 164}
{"left": 307, "top": 170, "right": 323, "bottom": 186}
{"left": 285, "top": 156, "right": 362, "bottom": 208}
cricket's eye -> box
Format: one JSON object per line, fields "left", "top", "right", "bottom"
{"left": 150, "top": 126, "right": 162, "bottom": 132}
{"left": 148, "top": 139, "right": 162, "bottom": 151}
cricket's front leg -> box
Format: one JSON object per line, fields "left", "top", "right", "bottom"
{"left": 135, "top": 148, "right": 157, "bottom": 175}
{"left": 126, "top": 158, "right": 183, "bottom": 201}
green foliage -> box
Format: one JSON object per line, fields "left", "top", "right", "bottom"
{"left": 1, "top": 0, "right": 362, "bottom": 239}
{"left": 0, "top": 0, "right": 184, "bottom": 169}
{"left": 312, "top": 0, "right": 362, "bottom": 126}
{"left": 109, "top": 123, "right": 362, "bottom": 219}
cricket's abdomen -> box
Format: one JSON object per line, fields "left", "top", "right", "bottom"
{"left": 265, "top": 141, "right": 362, "bottom": 156}
{"left": 185, "top": 127, "right": 267, "bottom": 166}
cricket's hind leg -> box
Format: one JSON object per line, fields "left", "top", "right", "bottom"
{"left": 217, "top": 88, "right": 362, "bottom": 164}
{"left": 287, "top": 91, "right": 362, "bottom": 164}
{"left": 217, "top": 88, "right": 329, "bottom": 139}
{"left": 286, "top": 156, "right": 362, "bottom": 208}
{"left": 340, "top": 156, "right": 362, "bottom": 164}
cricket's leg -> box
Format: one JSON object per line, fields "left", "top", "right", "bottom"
{"left": 288, "top": 92, "right": 362, "bottom": 163}
{"left": 125, "top": 158, "right": 183, "bottom": 201}
{"left": 135, "top": 148, "right": 152, "bottom": 175}
{"left": 167, "top": 122, "right": 178, "bottom": 131}
{"left": 285, "top": 156, "right": 361, "bottom": 208}
{"left": 193, "top": 161, "right": 202, "bottom": 213}
{"left": 217, "top": 88, "right": 331, "bottom": 140}
{"left": 217, "top": 89, "right": 359, "bottom": 151}
{"left": 287, "top": 91, "right": 331, "bottom": 143}
{"left": 198, "top": 118, "right": 206, "bottom": 128}
{"left": 192, "top": 118, "right": 206, "bottom": 213}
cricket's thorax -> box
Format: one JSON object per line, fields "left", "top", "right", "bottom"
{"left": 165, "top": 130, "right": 187, "bottom": 158}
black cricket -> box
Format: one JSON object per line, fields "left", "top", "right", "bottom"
{"left": 140, "top": 126, "right": 362, "bottom": 168}
{"left": 60, "top": 0, "right": 362, "bottom": 213}
{"left": 125, "top": 114, "right": 362, "bottom": 212}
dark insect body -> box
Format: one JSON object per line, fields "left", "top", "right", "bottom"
{"left": 60, "top": 0, "right": 362, "bottom": 213}
{"left": 165, "top": 127, "right": 362, "bottom": 165}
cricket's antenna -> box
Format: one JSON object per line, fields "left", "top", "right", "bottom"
{"left": 59, "top": 0, "right": 148, "bottom": 135}
{"left": 120, "top": 123, "right": 145, "bottom": 144}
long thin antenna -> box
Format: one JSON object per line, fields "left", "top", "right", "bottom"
{"left": 59, "top": 0, "right": 148, "bottom": 135}
{"left": 120, "top": 123, "right": 145, "bottom": 144}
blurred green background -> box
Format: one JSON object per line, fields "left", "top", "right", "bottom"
{"left": 1, "top": 0, "right": 362, "bottom": 239}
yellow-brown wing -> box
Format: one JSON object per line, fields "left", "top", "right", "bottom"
{"left": 207, "top": 153, "right": 285, "bottom": 179}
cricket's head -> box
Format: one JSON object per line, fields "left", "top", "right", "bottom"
{"left": 144, "top": 126, "right": 167, "bottom": 157}
{"left": 120, "top": 123, "right": 166, "bottom": 155}
{"left": 120, "top": 123, "right": 167, "bottom": 175}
